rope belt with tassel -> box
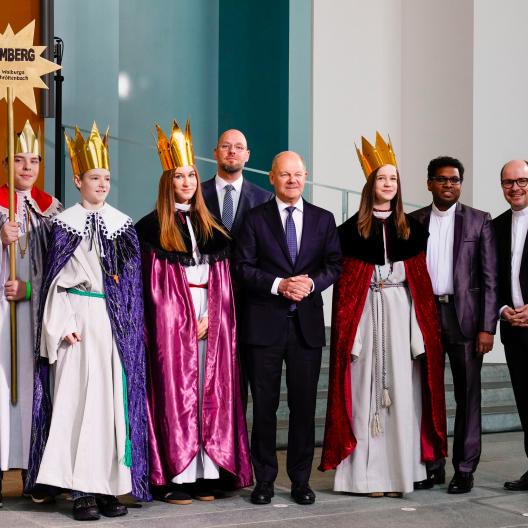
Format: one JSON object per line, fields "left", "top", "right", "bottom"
{"left": 369, "top": 280, "right": 405, "bottom": 437}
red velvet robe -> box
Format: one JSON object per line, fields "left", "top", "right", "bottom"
{"left": 319, "top": 251, "right": 447, "bottom": 471}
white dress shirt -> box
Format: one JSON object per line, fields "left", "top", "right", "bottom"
{"left": 426, "top": 202, "right": 456, "bottom": 296}
{"left": 215, "top": 174, "right": 243, "bottom": 217}
{"left": 271, "top": 196, "right": 313, "bottom": 295}
{"left": 510, "top": 207, "right": 528, "bottom": 308}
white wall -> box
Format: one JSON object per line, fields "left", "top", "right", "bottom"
{"left": 312, "top": 0, "right": 402, "bottom": 207}
{"left": 473, "top": 0, "right": 528, "bottom": 219}
{"left": 401, "top": 0, "right": 474, "bottom": 206}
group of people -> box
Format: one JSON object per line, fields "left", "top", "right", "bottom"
{"left": 0, "top": 120, "right": 527, "bottom": 521}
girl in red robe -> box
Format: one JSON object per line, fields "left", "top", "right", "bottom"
{"left": 320, "top": 133, "right": 447, "bottom": 496}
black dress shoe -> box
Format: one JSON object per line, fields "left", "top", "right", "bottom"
{"left": 413, "top": 477, "right": 434, "bottom": 490}
{"left": 504, "top": 470, "right": 528, "bottom": 491}
{"left": 291, "top": 483, "right": 316, "bottom": 505}
{"left": 95, "top": 495, "right": 127, "bottom": 517}
{"left": 73, "top": 496, "right": 100, "bottom": 521}
{"left": 447, "top": 472, "right": 474, "bottom": 494}
{"left": 250, "top": 481, "right": 274, "bottom": 505}
{"left": 414, "top": 466, "right": 445, "bottom": 490}
{"left": 430, "top": 467, "right": 446, "bottom": 485}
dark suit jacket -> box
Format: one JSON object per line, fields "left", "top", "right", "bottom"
{"left": 493, "top": 209, "right": 528, "bottom": 346}
{"left": 202, "top": 176, "right": 274, "bottom": 238}
{"left": 411, "top": 202, "right": 498, "bottom": 339}
{"left": 234, "top": 199, "right": 342, "bottom": 348}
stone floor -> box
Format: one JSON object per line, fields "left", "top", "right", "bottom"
{"left": 2, "top": 431, "right": 528, "bottom": 527}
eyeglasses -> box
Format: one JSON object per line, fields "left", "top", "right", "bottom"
{"left": 501, "top": 178, "right": 528, "bottom": 189}
{"left": 430, "top": 176, "right": 463, "bottom": 185}
{"left": 218, "top": 143, "right": 247, "bottom": 152}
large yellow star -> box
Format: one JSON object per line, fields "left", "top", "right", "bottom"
{"left": 0, "top": 20, "right": 61, "bottom": 114}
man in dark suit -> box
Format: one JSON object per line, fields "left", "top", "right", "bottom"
{"left": 234, "top": 151, "right": 341, "bottom": 505}
{"left": 411, "top": 156, "right": 498, "bottom": 494}
{"left": 202, "top": 129, "right": 273, "bottom": 236}
{"left": 494, "top": 159, "right": 528, "bottom": 492}
{"left": 202, "top": 129, "right": 273, "bottom": 412}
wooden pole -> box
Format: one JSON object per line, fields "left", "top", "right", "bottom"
{"left": 7, "top": 86, "right": 17, "bottom": 406}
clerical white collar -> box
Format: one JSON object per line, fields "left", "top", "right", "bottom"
{"left": 215, "top": 174, "right": 243, "bottom": 192}
{"left": 512, "top": 206, "right": 528, "bottom": 218}
{"left": 53, "top": 202, "right": 132, "bottom": 239}
{"left": 276, "top": 196, "right": 304, "bottom": 213}
{"left": 432, "top": 202, "right": 457, "bottom": 218}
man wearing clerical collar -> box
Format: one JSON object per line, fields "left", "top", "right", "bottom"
{"left": 0, "top": 121, "right": 62, "bottom": 508}
{"left": 411, "top": 156, "right": 498, "bottom": 495}
{"left": 493, "top": 159, "right": 528, "bottom": 493}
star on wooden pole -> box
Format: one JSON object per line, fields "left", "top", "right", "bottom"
{"left": 0, "top": 20, "right": 61, "bottom": 113}
{"left": 0, "top": 19, "right": 61, "bottom": 404}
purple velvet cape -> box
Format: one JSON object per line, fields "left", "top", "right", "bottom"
{"left": 26, "top": 222, "right": 151, "bottom": 501}
{"left": 142, "top": 251, "right": 252, "bottom": 488}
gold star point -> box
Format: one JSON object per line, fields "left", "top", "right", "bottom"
{"left": 0, "top": 20, "right": 61, "bottom": 114}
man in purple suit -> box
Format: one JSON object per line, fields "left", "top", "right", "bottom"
{"left": 234, "top": 151, "right": 341, "bottom": 505}
{"left": 411, "top": 156, "right": 498, "bottom": 494}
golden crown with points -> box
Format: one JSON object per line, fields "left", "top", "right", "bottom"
{"left": 355, "top": 131, "right": 398, "bottom": 179}
{"left": 156, "top": 118, "right": 195, "bottom": 171}
{"left": 65, "top": 122, "right": 110, "bottom": 177}
{"left": 16, "top": 120, "right": 41, "bottom": 157}
{"left": 9, "top": 120, "right": 42, "bottom": 158}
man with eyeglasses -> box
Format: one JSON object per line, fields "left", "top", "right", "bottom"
{"left": 493, "top": 159, "right": 528, "bottom": 492}
{"left": 411, "top": 156, "right": 498, "bottom": 494}
{"left": 202, "top": 131, "right": 273, "bottom": 424}
{"left": 202, "top": 129, "right": 273, "bottom": 237}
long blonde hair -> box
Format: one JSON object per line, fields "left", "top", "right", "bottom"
{"left": 357, "top": 167, "right": 410, "bottom": 240}
{"left": 156, "top": 166, "right": 228, "bottom": 252}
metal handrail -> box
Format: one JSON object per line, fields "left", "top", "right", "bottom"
{"left": 62, "top": 124, "right": 424, "bottom": 221}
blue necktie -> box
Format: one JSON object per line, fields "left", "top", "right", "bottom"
{"left": 285, "top": 206, "right": 297, "bottom": 264}
{"left": 222, "top": 184, "right": 235, "bottom": 230}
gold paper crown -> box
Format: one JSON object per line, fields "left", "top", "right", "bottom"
{"left": 156, "top": 118, "right": 195, "bottom": 171}
{"left": 65, "top": 122, "right": 110, "bottom": 177}
{"left": 16, "top": 120, "right": 41, "bottom": 157}
{"left": 8, "top": 120, "right": 42, "bottom": 158}
{"left": 355, "top": 131, "right": 398, "bottom": 179}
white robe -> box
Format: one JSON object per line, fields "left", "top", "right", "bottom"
{"left": 334, "top": 216, "right": 427, "bottom": 494}
{"left": 0, "top": 191, "right": 35, "bottom": 471}
{"left": 171, "top": 203, "right": 219, "bottom": 484}
{"left": 36, "top": 223, "right": 131, "bottom": 495}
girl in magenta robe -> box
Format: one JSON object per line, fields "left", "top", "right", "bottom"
{"left": 136, "top": 144, "right": 252, "bottom": 505}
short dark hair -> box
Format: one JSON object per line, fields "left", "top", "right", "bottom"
{"left": 500, "top": 160, "right": 528, "bottom": 179}
{"left": 427, "top": 156, "right": 464, "bottom": 180}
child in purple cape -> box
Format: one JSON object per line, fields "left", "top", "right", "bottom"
{"left": 27, "top": 123, "right": 149, "bottom": 521}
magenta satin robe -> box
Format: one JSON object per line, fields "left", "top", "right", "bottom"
{"left": 142, "top": 251, "right": 252, "bottom": 488}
